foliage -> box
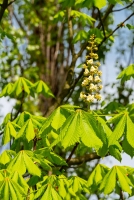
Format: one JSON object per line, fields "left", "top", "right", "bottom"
{"left": 0, "top": 0, "right": 134, "bottom": 199}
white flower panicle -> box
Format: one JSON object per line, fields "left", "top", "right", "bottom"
{"left": 80, "top": 34, "right": 102, "bottom": 103}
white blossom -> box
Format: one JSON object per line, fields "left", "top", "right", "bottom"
{"left": 88, "top": 75, "right": 93, "bottom": 82}
{"left": 89, "top": 83, "right": 97, "bottom": 91}
{"left": 90, "top": 66, "right": 96, "bottom": 73}
{"left": 95, "top": 94, "right": 101, "bottom": 100}
{"left": 97, "top": 71, "right": 102, "bottom": 76}
{"left": 84, "top": 69, "right": 90, "bottom": 76}
{"left": 94, "top": 76, "right": 102, "bottom": 83}
{"left": 82, "top": 78, "right": 89, "bottom": 86}
{"left": 98, "top": 85, "right": 103, "bottom": 90}
{"left": 86, "top": 94, "right": 94, "bottom": 102}
{"left": 87, "top": 59, "right": 93, "bottom": 65}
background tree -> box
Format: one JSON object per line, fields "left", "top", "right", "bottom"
{"left": 0, "top": 0, "right": 134, "bottom": 199}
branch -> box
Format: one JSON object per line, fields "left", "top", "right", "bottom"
{"left": 68, "top": 152, "right": 101, "bottom": 165}
{"left": 97, "top": 8, "right": 106, "bottom": 38}
{"left": 8, "top": 0, "right": 16, "bottom": 6}
{"left": 64, "top": 69, "right": 84, "bottom": 103}
{"left": 67, "top": 7, "right": 75, "bottom": 56}
{"left": 75, "top": 4, "right": 115, "bottom": 60}
{"left": 98, "top": 12, "right": 134, "bottom": 48}
{"left": 97, "top": 4, "right": 114, "bottom": 29}
{"left": 112, "top": 1, "right": 134, "bottom": 12}
{"left": 0, "top": 0, "right": 15, "bottom": 23}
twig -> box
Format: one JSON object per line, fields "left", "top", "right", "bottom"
{"left": 98, "top": 12, "right": 134, "bottom": 48}
{"left": 120, "top": 189, "right": 124, "bottom": 200}
{"left": 60, "top": 142, "right": 79, "bottom": 171}
{"left": 97, "top": 8, "right": 106, "bottom": 38}
{"left": 112, "top": 1, "right": 134, "bottom": 12}
{"left": 97, "top": 4, "right": 114, "bottom": 29}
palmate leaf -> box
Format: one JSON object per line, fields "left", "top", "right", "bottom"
{"left": 71, "top": 10, "right": 95, "bottom": 25}
{"left": 126, "top": 115, "right": 134, "bottom": 148}
{"left": 99, "top": 166, "right": 133, "bottom": 195}
{"left": 35, "top": 184, "right": 62, "bottom": 200}
{"left": 34, "top": 175, "right": 62, "bottom": 200}
{"left": 2, "top": 122, "right": 20, "bottom": 144}
{"left": 0, "top": 150, "right": 16, "bottom": 165}
{"left": 13, "top": 111, "right": 31, "bottom": 127}
{"left": 51, "top": 109, "right": 102, "bottom": 149}
{"left": 33, "top": 80, "right": 54, "bottom": 98}
{"left": 108, "top": 113, "right": 127, "bottom": 146}
{"left": 0, "top": 177, "right": 26, "bottom": 200}
{"left": 68, "top": 176, "right": 89, "bottom": 194}
{"left": 7, "top": 150, "right": 41, "bottom": 177}
{"left": 109, "top": 142, "right": 122, "bottom": 161}
{"left": 73, "top": 30, "right": 89, "bottom": 43}
{"left": 10, "top": 171, "right": 29, "bottom": 192}
{"left": 0, "top": 83, "right": 13, "bottom": 97}
{"left": 3, "top": 77, "right": 34, "bottom": 99}
{"left": 14, "top": 113, "right": 45, "bottom": 142}
{"left": 95, "top": 117, "right": 111, "bottom": 156}
{"left": 108, "top": 111, "right": 134, "bottom": 151}
{"left": 75, "top": 0, "right": 106, "bottom": 9}
{"left": 117, "top": 64, "right": 134, "bottom": 84}
{"left": 16, "top": 119, "right": 35, "bottom": 142}
{"left": 39, "top": 105, "right": 78, "bottom": 135}
{"left": 122, "top": 135, "right": 134, "bottom": 158}
{"left": 87, "top": 164, "right": 109, "bottom": 192}
{"left": 34, "top": 148, "right": 67, "bottom": 166}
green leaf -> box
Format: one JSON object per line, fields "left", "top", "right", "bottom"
{"left": 33, "top": 80, "right": 54, "bottom": 98}
{"left": 0, "top": 177, "right": 26, "bottom": 200}
{"left": 108, "top": 0, "right": 124, "bottom": 5}
{"left": 0, "top": 83, "right": 13, "bottom": 98}
{"left": 7, "top": 150, "right": 41, "bottom": 176}
{"left": 2, "top": 122, "right": 17, "bottom": 144}
{"left": 51, "top": 110, "right": 102, "bottom": 149}
{"left": 109, "top": 145, "right": 122, "bottom": 161}
{"left": 10, "top": 77, "right": 34, "bottom": 98}
{"left": 122, "top": 136, "right": 134, "bottom": 157}
{"left": 92, "top": 0, "right": 106, "bottom": 9}
{"left": 34, "top": 148, "right": 67, "bottom": 166}
{"left": 0, "top": 150, "right": 16, "bottom": 165}
{"left": 13, "top": 111, "right": 31, "bottom": 127}
{"left": 108, "top": 113, "right": 126, "bottom": 146}
{"left": 117, "top": 64, "right": 134, "bottom": 84}
{"left": 73, "top": 30, "right": 88, "bottom": 43}
{"left": 126, "top": 115, "right": 134, "bottom": 148}
{"left": 75, "top": 0, "right": 106, "bottom": 9}
{"left": 68, "top": 176, "right": 89, "bottom": 194}
{"left": 10, "top": 171, "right": 29, "bottom": 192}
{"left": 99, "top": 166, "right": 133, "bottom": 195}
{"left": 53, "top": 10, "right": 65, "bottom": 22}
{"left": 88, "top": 164, "right": 109, "bottom": 192}
{"left": 126, "top": 23, "right": 134, "bottom": 30}
{"left": 39, "top": 105, "right": 77, "bottom": 135}
{"left": 116, "top": 166, "right": 132, "bottom": 194}
{"left": 16, "top": 119, "right": 35, "bottom": 142}
{"left": 99, "top": 166, "right": 116, "bottom": 194}
{"left": 71, "top": 10, "right": 95, "bottom": 25}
